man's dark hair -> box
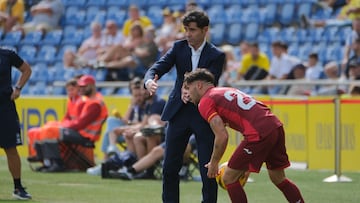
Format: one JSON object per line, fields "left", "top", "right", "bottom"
{"left": 182, "top": 10, "right": 209, "bottom": 28}
{"left": 308, "top": 52, "right": 318, "bottom": 60}
{"left": 184, "top": 69, "right": 215, "bottom": 85}
{"left": 129, "top": 77, "right": 143, "bottom": 93}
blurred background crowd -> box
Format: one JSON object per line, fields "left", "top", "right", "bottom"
{"left": 1, "top": 0, "right": 360, "bottom": 96}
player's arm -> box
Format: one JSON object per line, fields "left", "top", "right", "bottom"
{"left": 206, "top": 115, "right": 229, "bottom": 178}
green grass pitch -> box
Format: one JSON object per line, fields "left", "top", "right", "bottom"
{"left": 0, "top": 157, "right": 359, "bottom": 202}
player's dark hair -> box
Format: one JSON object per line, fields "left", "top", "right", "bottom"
{"left": 184, "top": 68, "right": 215, "bottom": 85}
{"left": 182, "top": 10, "right": 209, "bottom": 28}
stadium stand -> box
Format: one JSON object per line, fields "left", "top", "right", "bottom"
{"left": 0, "top": 0, "right": 351, "bottom": 96}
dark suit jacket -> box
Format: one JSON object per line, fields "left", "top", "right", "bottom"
{"left": 144, "top": 40, "right": 225, "bottom": 121}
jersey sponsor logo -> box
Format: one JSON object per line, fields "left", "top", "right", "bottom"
{"left": 243, "top": 148, "right": 253, "bottom": 155}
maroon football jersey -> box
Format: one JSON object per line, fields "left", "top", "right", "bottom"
{"left": 198, "top": 87, "right": 282, "bottom": 142}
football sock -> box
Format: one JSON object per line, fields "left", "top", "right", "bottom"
{"left": 276, "top": 178, "right": 304, "bottom": 203}
{"left": 226, "top": 181, "right": 247, "bottom": 203}
{"left": 14, "top": 178, "right": 22, "bottom": 189}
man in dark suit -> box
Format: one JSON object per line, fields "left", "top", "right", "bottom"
{"left": 144, "top": 10, "right": 225, "bottom": 203}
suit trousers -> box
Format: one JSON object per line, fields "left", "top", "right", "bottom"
{"left": 162, "top": 104, "right": 218, "bottom": 203}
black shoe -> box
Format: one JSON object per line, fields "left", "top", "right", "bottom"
{"left": 27, "top": 156, "right": 42, "bottom": 162}
{"left": 13, "top": 187, "right": 32, "bottom": 200}
{"left": 133, "top": 170, "right": 157, "bottom": 180}
{"left": 35, "top": 165, "right": 49, "bottom": 172}
{"left": 42, "top": 163, "right": 65, "bottom": 172}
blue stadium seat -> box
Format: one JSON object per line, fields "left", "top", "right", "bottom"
{"left": 241, "top": 5, "right": 261, "bottom": 23}
{"left": 209, "top": 23, "right": 225, "bottom": 45}
{"left": 29, "top": 81, "right": 47, "bottom": 95}
{"left": 85, "top": 7, "right": 106, "bottom": 25}
{"left": 211, "top": 0, "right": 230, "bottom": 7}
{"left": 147, "top": 6, "right": 164, "bottom": 28}
{"left": 35, "top": 45, "right": 57, "bottom": 64}
{"left": 325, "top": 43, "right": 343, "bottom": 62}
{"left": 1, "top": 31, "right": 22, "bottom": 46}
{"left": 244, "top": 23, "right": 259, "bottom": 42}
{"left": 42, "top": 30, "right": 63, "bottom": 45}
{"left": 106, "top": 6, "right": 127, "bottom": 27}
{"left": 130, "top": 0, "right": 148, "bottom": 9}
{"left": 107, "top": 0, "right": 129, "bottom": 8}
{"left": 62, "top": 0, "right": 86, "bottom": 7}
{"left": 263, "top": 3, "right": 277, "bottom": 26}
{"left": 308, "top": 27, "right": 325, "bottom": 43}
{"left": 62, "top": 29, "right": 83, "bottom": 46}
{"left": 29, "top": 63, "right": 48, "bottom": 83}
{"left": 86, "top": 0, "right": 106, "bottom": 7}
{"left": 226, "top": 5, "right": 242, "bottom": 24}
{"left": 64, "top": 7, "right": 85, "bottom": 26}
{"left": 148, "top": 0, "right": 168, "bottom": 7}
{"left": 56, "top": 44, "right": 77, "bottom": 62}
{"left": 280, "top": 27, "right": 297, "bottom": 43}
{"left": 207, "top": 5, "right": 227, "bottom": 24}
{"left": 323, "top": 26, "right": 341, "bottom": 43}
{"left": 227, "top": 23, "right": 242, "bottom": 45}
{"left": 21, "top": 31, "right": 43, "bottom": 45}
{"left": 18, "top": 45, "right": 37, "bottom": 64}
{"left": 279, "top": 3, "right": 295, "bottom": 26}
{"left": 297, "top": 43, "right": 313, "bottom": 61}
{"left": 52, "top": 86, "right": 65, "bottom": 95}
{"left": 297, "top": 3, "right": 313, "bottom": 20}
{"left": 287, "top": 43, "right": 299, "bottom": 56}
{"left": 53, "top": 63, "right": 66, "bottom": 81}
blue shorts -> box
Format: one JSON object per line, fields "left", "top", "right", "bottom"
{"left": 0, "top": 99, "right": 22, "bottom": 148}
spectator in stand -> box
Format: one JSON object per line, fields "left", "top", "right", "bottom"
{"left": 101, "top": 26, "right": 159, "bottom": 79}
{"left": 316, "top": 61, "right": 347, "bottom": 95}
{"left": 301, "top": 0, "right": 360, "bottom": 28}
{"left": 237, "top": 42, "right": 270, "bottom": 81}
{"left": 344, "top": 38, "right": 360, "bottom": 78}
{"left": 33, "top": 75, "right": 108, "bottom": 172}
{"left": 239, "top": 41, "right": 251, "bottom": 58}
{"left": 0, "top": 0, "right": 24, "bottom": 33}
{"left": 63, "top": 21, "right": 103, "bottom": 69}
{"left": 285, "top": 64, "right": 314, "bottom": 96}
{"left": 95, "top": 20, "right": 125, "bottom": 61}
{"left": 156, "top": 8, "right": 178, "bottom": 56}
{"left": 265, "top": 41, "right": 301, "bottom": 95}
{"left": 14, "top": 0, "right": 64, "bottom": 34}
{"left": 219, "top": 44, "right": 239, "bottom": 87}
{"left": 349, "top": 82, "right": 360, "bottom": 95}
{"left": 343, "top": 18, "right": 360, "bottom": 66}
{"left": 348, "top": 58, "right": 360, "bottom": 80}
{"left": 97, "top": 23, "right": 146, "bottom": 81}
{"left": 122, "top": 5, "right": 152, "bottom": 38}
{"left": 305, "top": 53, "right": 324, "bottom": 80}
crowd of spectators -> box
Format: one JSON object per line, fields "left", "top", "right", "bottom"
{"left": 1, "top": 0, "right": 360, "bottom": 96}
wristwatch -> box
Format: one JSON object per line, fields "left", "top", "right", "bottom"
{"left": 15, "top": 85, "right": 22, "bottom": 90}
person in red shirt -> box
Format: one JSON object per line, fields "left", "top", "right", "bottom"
{"left": 183, "top": 69, "right": 304, "bottom": 203}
